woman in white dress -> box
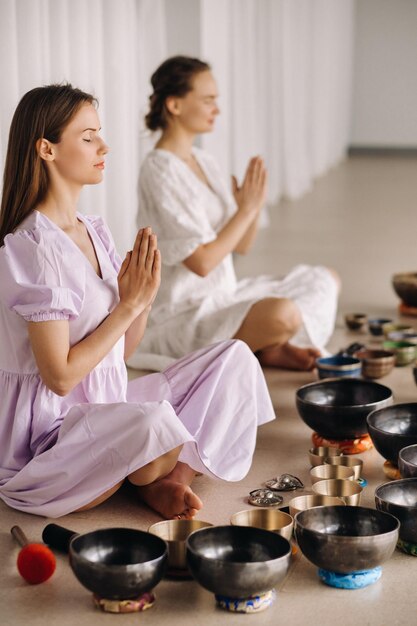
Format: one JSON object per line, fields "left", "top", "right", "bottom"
{"left": 132, "top": 56, "right": 340, "bottom": 372}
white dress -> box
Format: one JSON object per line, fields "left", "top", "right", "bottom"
{"left": 128, "top": 147, "right": 338, "bottom": 371}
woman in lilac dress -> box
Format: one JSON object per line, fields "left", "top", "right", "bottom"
{"left": 0, "top": 84, "right": 275, "bottom": 519}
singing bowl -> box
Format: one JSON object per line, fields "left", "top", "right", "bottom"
{"left": 308, "top": 446, "right": 343, "bottom": 467}
{"left": 368, "top": 318, "right": 393, "bottom": 337}
{"left": 186, "top": 526, "right": 291, "bottom": 598}
{"left": 344, "top": 313, "right": 367, "bottom": 331}
{"left": 288, "top": 495, "right": 345, "bottom": 518}
{"left": 382, "top": 341, "right": 416, "bottom": 366}
{"left": 399, "top": 444, "right": 417, "bottom": 478}
{"left": 295, "top": 506, "right": 399, "bottom": 574}
{"left": 367, "top": 403, "right": 417, "bottom": 465}
{"left": 392, "top": 272, "right": 417, "bottom": 307}
{"left": 312, "top": 479, "right": 363, "bottom": 505}
{"left": 324, "top": 455, "right": 364, "bottom": 480}
{"left": 148, "top": 519, "right": 213, "bottom": 571}
{"left": 296, "top": 378, "right": 393, "bottom": 439}
{"left": 69, "top": 528, "right": 168, "bottom": 600}
{"left": 354, "top": 349, "right": 395, "bottom": 380}
{"left": 230, "top": 509, "right": 294, "bottom": 542}
{"left": 315, "top": 356, "right": 361, "bottom": 380}
{"left": 310, "top": 464, "right": 355, "bottom": 485}
{"left": 375, "top": 479, "right": 417, "bottom": 545}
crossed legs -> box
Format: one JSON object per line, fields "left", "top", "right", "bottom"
{"left": 75, "top": 446, "right": 202, "bottom": 519}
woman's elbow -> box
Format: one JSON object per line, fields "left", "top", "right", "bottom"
{"left": 41, "top": 374, "right": 74, "bottom": 397}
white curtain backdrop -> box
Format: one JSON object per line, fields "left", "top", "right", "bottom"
{"left": 201, "top": 0, "right": 355, "bottom": 203}
{"left": 0, "top": 0, "right": 167, "bottom": 254}
{"left": 0, "top": 0, "right": 355, "bottom": 253}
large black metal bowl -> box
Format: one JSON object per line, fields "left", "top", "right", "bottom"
{"left": 186, "top": 525, "right": 291, "bottom": 599}
{"left": 296, "top": 378, "right": 393, "bottom": 439}
{"left": 375, "top": 479, "right": 417, "bottom": 545}
{"left": 367, "top": 403, "right": 417, "bottom": 464}
{"left": 295, "top": 506, "right": 399, "bottom": 573}
{"left": 69, "top": 528, "right": 168, "bottom": 600}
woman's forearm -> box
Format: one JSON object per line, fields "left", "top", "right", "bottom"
{"left": 183, "top": 208, "right": 258, "bottom": 277}
{"left": 234, "top": 212, "right": 261, "bottom": 254}
{"left": 124, "top": 308, "right": 151, "bottom": 360}
{"left": 29, "top": 302, "right": 138, "bottom": 396}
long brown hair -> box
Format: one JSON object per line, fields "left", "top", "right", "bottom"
{"left": 0, "top": 84, "right": 96, "bottom": 246}
{"left": 145, "top": 56, "right": 211, "bottom": 131}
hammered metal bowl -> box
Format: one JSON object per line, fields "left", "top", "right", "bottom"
{"left": 367, "top": 403, "right": 417, "bottom": 465}
{"left": 295, "top": 506, "right": 399, "bottom": 573}
{"left": 375, "top": 478, "right": 417, "bottom": 546}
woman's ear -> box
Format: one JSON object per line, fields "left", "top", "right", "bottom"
{"left": 36, "top": 138, "right": 55, "bottom": 161}
{"left": 165, "top": 96, "right": 181, "bottom": 117}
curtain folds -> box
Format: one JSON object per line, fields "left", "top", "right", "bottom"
{"left": 0, "top": 0, "right": 355, "bottom": 253}
{"left": 201, "top": 0, "right": 355, "bottom": 204}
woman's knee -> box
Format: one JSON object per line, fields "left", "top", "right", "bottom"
{"left": 270, "top": 298, "right": 302, "bottom": 336}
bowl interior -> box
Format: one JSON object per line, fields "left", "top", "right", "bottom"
{"left": 187, "top": 526, "right": 290, "bottom": 563}
{"left": 297, "top": 379, "right": 392, "bottom": 409}
{"left": 71, "top": 528, "right": 166, "bottom": 565}
{"left": 230, "top": 509, "right": 293, "bottom": 533}
{"left": 399, "top": 445, "right": 417, "bottom": 466}
{"left": 375, "top": 479, "right": 417, "bottom": 507}
{"left": 367, "top": 404, "right": 417, "bottom": 437}
{"left": 296, "top": 506, "right": 399, "bottom": 537}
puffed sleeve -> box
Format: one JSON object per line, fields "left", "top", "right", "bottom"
{"left": 0, "top": 228, "right": 84, "bottom": 321}
{"left": 138, "top": 153, "right": 217, "bottom": 266}
{"left": 83, "top": 215, "right": 122, "bottom": 274}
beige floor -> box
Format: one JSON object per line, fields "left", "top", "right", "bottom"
{"left": 1, "top": 155, "right": 417, "bottom": 625}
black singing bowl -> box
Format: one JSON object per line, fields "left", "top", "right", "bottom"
{"left": 296, "top": 378, "right": 393, "bottom": 439}
{"left": 42, "top": 524, "right": 167, "bottom": 600}
{"left": 399, "top": 444, "right": 417, "bottom": 478}
{"left": 375, "top": 479, "right": 417, "bottom": 545}
{"left": 295, "top": 506, "right": 399, "bottom": 574}
{"left": 186, "top": 525, "right": 291, "bottom": 599}
{"left": 367, "top": 403, "right": 417, "bottom": 465}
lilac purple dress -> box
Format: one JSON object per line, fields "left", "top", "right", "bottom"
{"left": 0, "top": 211, "right": 275, "bottom": 518}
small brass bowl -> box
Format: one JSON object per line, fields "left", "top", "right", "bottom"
{"left": 324, "top": 455, "right": 364, "bottom": 480}
{"left": 312, "top": 478, "right": 363, "bottom": 505}
{"left": 354, "top": 349, "right": 395, "bottom": 380}
{"left": 288, "top": 494, "right": 345, "bottom": 518}
{"left": 308, "top": 446, "right": 343, "bottom": 467}
{"left": 382, "top": 341, "right": 416, "bottom": 366}
{"left": 310, "top": 464, "right": 355, "bottom": 485}
{"left": 148, "top": 519, "right": 213, "bottom": 571}
{"left": 345, "top": 313, "right": 368, "bottom": 331}
{"left": 230, "top": 508, "right": 294, "bottom": 541}
{"left": 382, "top": 323, "right": 414, "bottom": 337}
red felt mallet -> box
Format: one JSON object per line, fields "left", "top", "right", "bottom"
{"left": 11, "top": 525, "right": 56, "bottom": 584}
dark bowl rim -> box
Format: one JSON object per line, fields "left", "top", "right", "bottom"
{"left": 185, "top": 525, "right": 292, "bottom": 563}
{"left": 375, "top": 477, "right": 417, "bottom": 508}
{"left": 69, "top": 527, "right": 168, "bottom": 571}
{"left": 354, "top": 349, "right": 395, "bottom": 360}
{"left": 294, "top": 505, "right": 400, "bottom": 535}
{"left": 296, "top": 378, "right": 393, "bottom": 410}
{"left": 399, "top": 444, "right": 417, "bottom": 466}
{"left": 366, "top": 403, "right": 417, "bottom": 435}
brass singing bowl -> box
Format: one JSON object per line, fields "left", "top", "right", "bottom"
{"left": 308, "top": 446, "right": 343, "bottom": 467}
{"left": 230, "top": 508, "right": 294, "bottom": 542}
{"left": 324, "top": 455, "right": 364, "bottom": 480}
{"left": 312, "top": 478, "right": 363, "bottom": 505}
{"left": 288, "top": 494, "right": 345, "bottom": 518}
{"left": 148, "top": 519, "right": 213, "bottom": 571}
{"left": 310, "top": 464, "right": 355, "bottom": 484}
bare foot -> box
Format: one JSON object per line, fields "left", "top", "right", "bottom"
{"left": 137, "top": 479, "right": 203, "bottom": 519}
{"left": 258, "top": 342, "right": 321, "bottom": 370}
